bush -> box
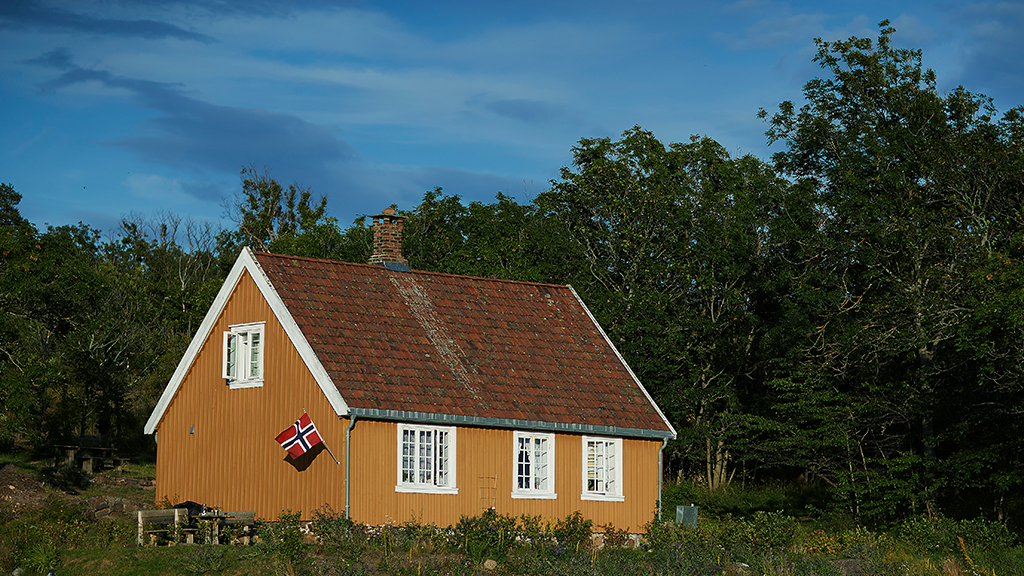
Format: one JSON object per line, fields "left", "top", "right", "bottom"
{"left": 310, "top": 505, "right": 368, "bottom": 558}
{"left": 747, "top": 510, "right": 798, "bottom": 550}
{"left": 898, "top": 515, "right": 1016, "bottom": 555}
{"left": 553, "top": 511, "right": 593, "bottom": 552}
{"left": 257, "top": 509, "right": 305, "bottom": 565}
{"left": 455, "top": 508, "right": 518, "bottom": 560}
{"left": 661, "top": 480, "right": 831, "bottom": 520}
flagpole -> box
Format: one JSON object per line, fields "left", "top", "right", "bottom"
{"left": 305, "top": 409, "right": 341, "bottom": 465}
{"left": 322, "top": 442, "right": 341, "bottom": 465}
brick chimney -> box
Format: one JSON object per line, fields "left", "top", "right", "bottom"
{"left": 368, "top": 207, "right": 409, "bottom": 271}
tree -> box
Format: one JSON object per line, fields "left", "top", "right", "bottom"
{"left": 0, "top": 185, "right": 37, "bottom": 443}
{"left": 538, "top": 127, "right": 793, "bottom": 488}
{"left": 401, "top": 188, "right": 576, "bottom": 283}
{"left": 224, "top": 165, "right": 344, "bottom": 258}
{"left": 759, "top": 20, "right": 1024, "bottom": 522}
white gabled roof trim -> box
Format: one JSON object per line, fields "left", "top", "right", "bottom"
{"left": 566, "top": 285, "right": 677, "bottom": 440}
{"left": 144, "top": 247, "right": 348, "bottom": 434}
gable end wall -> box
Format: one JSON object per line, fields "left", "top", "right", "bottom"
{"left": 154, "top": 271, "right": 347, "bottom": 517}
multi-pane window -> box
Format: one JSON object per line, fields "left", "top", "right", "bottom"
{"left": 223, "top": 322, "right": 264, "bottom": 388}
{"left": 581, "top": 436, "right": 624, "bottom": 501}
{"left": 512, "top": 431, "right": 555, "bottom": 499}
{"left": 396, "top": 424, "right": 457, "bottom": 494}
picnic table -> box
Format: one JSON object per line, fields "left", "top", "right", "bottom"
{"left": 137, "top": 507, "right": 256, "bottom": 546}
{"left": 53, "top": 445, "right": 124, "bottom": 473}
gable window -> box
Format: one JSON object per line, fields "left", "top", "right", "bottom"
{"left": 223, "top": 322, "right": 265, "bottom": 388}
{"left": 512, "top": 431, "right": 556, "bottom": 499}
{"left": 581, "top": 436, "right": 624, "bottom": 501}
{"left": 396, "top": 424, "right": 457, "bottom": 494}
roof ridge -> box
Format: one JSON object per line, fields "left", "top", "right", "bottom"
{"left": 253, "top": 251, "right": 570, "bottom": 289}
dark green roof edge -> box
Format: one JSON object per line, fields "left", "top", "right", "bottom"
{"left": 346, "top": 408, "right": 675, "bottom": 439}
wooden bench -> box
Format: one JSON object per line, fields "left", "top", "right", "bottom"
{"left": 137, "top": 508, "right": 189, "bottom": 546}
{"left": 138, "top": 508, "right": 257, "bottom": 546}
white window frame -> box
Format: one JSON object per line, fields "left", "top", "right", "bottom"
{"left": 395, "top": 424, "right": 458, "bottom": 494}
{"left": 222, "top": 322, "right": 265, "bottom": 389}
{"left": 581, "top": 436, "right": 624, "bottom": 502}
{"left": 512, "top": 431, "right": 557, "bottom": 499}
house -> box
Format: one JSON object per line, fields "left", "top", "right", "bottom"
{"left": 144, "top": 208, "right": 676, "bottom": 529}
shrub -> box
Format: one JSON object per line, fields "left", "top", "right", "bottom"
{"left": 645, "top": 518, "right": 703, "bottom": 551}
{"left": 803, "top": 528, "right": 843, "bottom": 556}
{"left": 260, "top": 509, "right": 305, "bottom": 565}
{"left": 898, "top": 515, "right": 1016, "bottom": 555}
{"left": 517, "top": 514, "right": 548, "bottom": 545}
{"left": 455, "top": 508, "right": 518, "bottom": 560}
{"left": 310, "top": 505, "right": 368, "bottom": 558}
{"left": 598, "top": 522, "right": 632, "bottom": 549}
{"left": 747, "top": 510, "right": 798, "bottom": 551}
{"left": 553, "top": 511, "right": 593, "bottom": 552}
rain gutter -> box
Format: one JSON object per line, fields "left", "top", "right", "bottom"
{"left": 659, "top": 437, "right": 669, "bottom": 521}
{"left": 345, "top": 415, "right": 357, "bottom": 519}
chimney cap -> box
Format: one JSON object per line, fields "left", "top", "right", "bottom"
{"left": 372, "top": 205, "right": 403, "bottom": 219}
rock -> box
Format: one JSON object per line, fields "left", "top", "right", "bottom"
{"left": 81, "top": 496, "right": 102, "bottom": 510}
{"left": 483, "top": 559, "right": 498, "bottom": 571}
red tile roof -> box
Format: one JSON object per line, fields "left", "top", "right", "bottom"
{"left": 254, "top": 252, "right": 672, "bottom": 435}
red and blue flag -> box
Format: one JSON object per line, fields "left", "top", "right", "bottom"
{"left": 275, "top": 413, "right": 323, "bottom": 459}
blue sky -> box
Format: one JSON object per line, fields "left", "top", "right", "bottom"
{"left": 2, "top": 0, "right": 1022, "bottom": 233}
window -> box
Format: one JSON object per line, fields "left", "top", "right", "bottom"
{"left": 396, "top": 424, "right": 457, "bottom": 494}
{"left": 223, "top": 322, "right": 264, "bottom": 388}
{"left": 512, "top": 431, "right": 556, "bottom": 499}
{"left": 581, "top": 436, "right": 624, "bottom": 501}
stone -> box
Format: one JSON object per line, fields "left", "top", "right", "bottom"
{"left": 483, "top": 559, "right": 497, "bottom": 571}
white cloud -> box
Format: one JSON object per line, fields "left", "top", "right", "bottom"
{"left": 124, "top": 172, "right": 188, "bottom": 201}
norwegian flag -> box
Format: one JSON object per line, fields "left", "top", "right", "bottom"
{"left": 275, "top": 413, "right": 323, "bottom": 459}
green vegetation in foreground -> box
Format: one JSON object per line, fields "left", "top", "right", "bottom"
{"left": 1, "top": 458, "right": 1020, "bottom": 576}
{"left": 20, "top": 503, "right": 1024, "bottom": 576}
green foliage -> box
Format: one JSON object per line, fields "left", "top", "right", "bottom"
{"left": 23, "top": 541, "right": 59, "bottom": 575}
{"left": 755, "top": 19, "right": 1024, "bottom": 523}
{"left": 269, "top": 509, "right": 305, "bottom": 565}
{"left": 310, "top": 505, "right": 368, "bottom": 558}
{"left": 661, "top": 480, "right": 833, "bottom": 521}
{"left": 455, "top": 507, "right": 517, "bottom": 560}
{"left": 401, "top": 188, "right": 577, "bottom": 283}
{"left": 552, "top": 511, "right": 593, "bottom": 552}
{"left": 176, "top": 545, "right": 228, "bottom": 575}
{"left": 746, "top": 511, "right": 799, "bottom": 551}
{"left": 0, "top": 496, "right": 92, "bottom": 573}
{"left": 538, "top": 126, "right": 795, "bottom": 490}
{"left": 230, "top": 165, "right": 337, "bottom": 256}
{"left": 897, "top": 516, "right": 1016, "bottom": 555}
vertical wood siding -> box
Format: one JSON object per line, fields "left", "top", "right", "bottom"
{"left": 155, "top": 271, "right": 661, "bottom": 528}
{"left": 349, "top": 421, "right": 660, "bottom": 530}
{"left": 155, "top": 271, "right": 348, "bottom": 519}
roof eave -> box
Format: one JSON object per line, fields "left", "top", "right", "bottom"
{"left": 347, "top": 408, "right": 676, "bottom": 439}
{"left": 566, "top": 285, "right": 678, "bottom": 440}
{"left": 144, "top": 247, "right": 349, "bottom": 435}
